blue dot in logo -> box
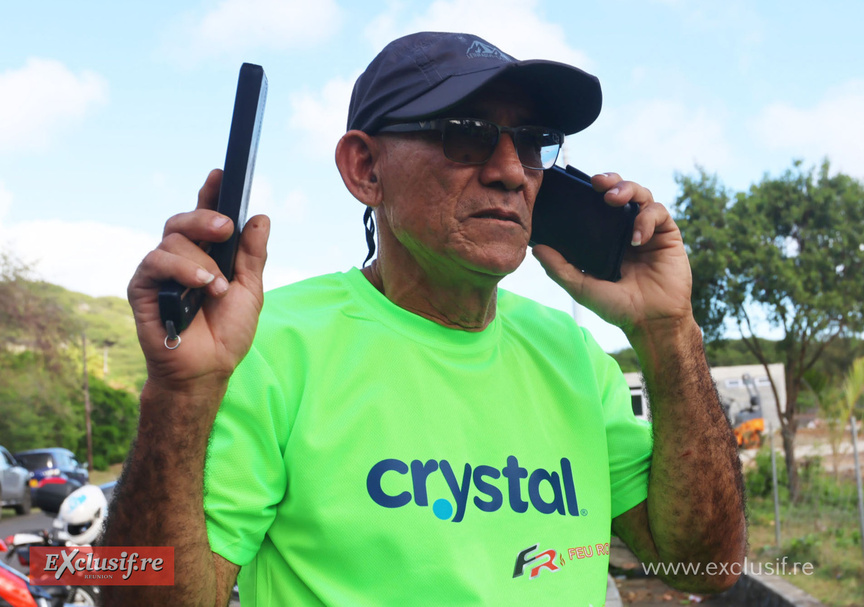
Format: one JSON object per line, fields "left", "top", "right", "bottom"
{"left": 432, "top": 499, "right": 453, "bottom": 520}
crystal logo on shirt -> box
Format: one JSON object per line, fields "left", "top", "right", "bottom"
{"left": 366, "top": 455, "right": 584, "bottom": 522}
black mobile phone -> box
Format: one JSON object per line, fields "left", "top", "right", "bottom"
{"left": 530, "top": 165, "right": 638, "bottom": 282}
{"left": 158, "top": 63, "right": 268, "bottom": 341}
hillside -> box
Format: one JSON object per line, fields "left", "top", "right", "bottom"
{"left": 16, "top": 280, "right": 146, "bottom": 394}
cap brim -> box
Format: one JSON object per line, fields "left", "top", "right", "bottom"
{"left": 383, "top": 59, "right": 602, "bottom": 135}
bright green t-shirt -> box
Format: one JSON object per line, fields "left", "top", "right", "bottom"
{"left": 204, "top": 268, "right": 652, "bottom": 606}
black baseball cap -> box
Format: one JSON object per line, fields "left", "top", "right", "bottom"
{"left": 347, "top": 32, "right": 602, "bottom": 136}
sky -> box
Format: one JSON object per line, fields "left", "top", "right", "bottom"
{"left": 1, "top": 0, "right": 862, "bottom": 353}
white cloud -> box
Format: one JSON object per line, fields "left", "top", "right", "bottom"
{"left": 0, "top": 219, "right": 157, "bottom": 299}
{"left": 0, "top": 58, "right": 107, "bottom": 153}
{"left": 287, "top": 76, "right": 357, "bottom": 159}
{"left": 611, "top": 100, "right": 730, "bottom": 170}
{"left": 0, "top": 207, "right": 312, "bottom": 300}
{"left": 170, "top": 0, "right": 343, "bottom": 60}
{"left": 563, "top": 98, "right": 731, "bottom": 200}
{"left": 752, "top": 80, "right": 864, "bottom": 178}
{"left": 365, "top": 0, "right": 591, "bottom": 68}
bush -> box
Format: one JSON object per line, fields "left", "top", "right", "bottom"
{"left": 92, "top": 454, "right": 109, "bottom": 471}
{"left": 745, "top": 444, "right": 788, "bottom": 499}
{"left": 784, "top": 533, "right": 821, "bottom": 566}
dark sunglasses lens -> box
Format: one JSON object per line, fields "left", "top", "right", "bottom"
{"left": 443, "top": 120, "right": 498, "bottom": 164}
{"left": 515, "top": 128, "right": 562, "bottom": 169}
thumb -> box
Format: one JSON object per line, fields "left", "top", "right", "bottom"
{"left": 234, "top": 214, "right": 270, "bottom": 291}
{"left": 532, "top": 244, "right": 621, "bottom": 318}
{"left": 531, "top": 244, "right": 591, "bottom": 299}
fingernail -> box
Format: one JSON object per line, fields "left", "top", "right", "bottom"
{"left": 213, "top": 277, "right": 229, "bottom": 294}
{"left": 196, "top": 268, "right": 215, "bottom": 285}
{"left": 631, "top": 231, "right": 643, "bottom": 246}
{"left": 213, "top": 216, "right": 231, "bottom": 229}
{"left": 608, "top": 188, "right": 620, "bottom": 197}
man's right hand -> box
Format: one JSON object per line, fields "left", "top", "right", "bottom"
{"left": 104, "top": 168, "right": 269, "bottom": 607}
{"left": 128, "top": 168, "right": 270, "bottom": 394}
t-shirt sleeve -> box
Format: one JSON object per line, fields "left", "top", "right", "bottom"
{"left": 582, "top": 329, "right": 653, "bottom": 519}
{"left": 203, "top": 344, "right": 291, "bottom": 566}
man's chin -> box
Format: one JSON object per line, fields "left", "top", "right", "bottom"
{"left": 461, "top": 247, "right": 529, "bottom": 280}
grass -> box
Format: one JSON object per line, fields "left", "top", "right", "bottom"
{"left": 747, "top": 498, "right": 863, "bottom": 606}
{"left": 745, "top": 449, "right": 864, "bottom": 607}
{"left": 89, "top": 462, "right": 123, "bottom": 485}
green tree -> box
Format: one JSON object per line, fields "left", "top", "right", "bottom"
{"left": 72, "top": 375, "right": 138, "bottom": 470}
{"left": 0, "top": 251, "right": 83, "bottom": 451}
{"left": 0, "top": 252, "right": 80, "bottom": 373}
{"left": 675, "top": 160, "right": 864, "bottom": 502}
{"left": 0, "top": 351, "right": 83, "bottom": 451}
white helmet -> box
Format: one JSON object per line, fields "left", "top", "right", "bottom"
{"left": 53, "top": 484, "right": 107, "bottom": 546}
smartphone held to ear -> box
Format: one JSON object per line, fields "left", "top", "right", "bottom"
{"left": 530, "top": 165, "right": 638, "bottom": 282}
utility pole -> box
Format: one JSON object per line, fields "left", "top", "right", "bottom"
{"left": 102, "top": 338, "right": 117, "bottom": 377}
{"left": 769, "top": 422, "right": 781, "bottom": 548}
{"left": 82, "top": 334, "right": 94, "bottom": 472}
{"left": 850, "top": 415, "right": 864, "bottom": 566}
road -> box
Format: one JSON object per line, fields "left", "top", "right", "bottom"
{"left": 0, "top": 509, "right": 54, "bottom": 538}
{"left": 2, "top": 507, "right": 242, "bottom": 606}
{"left": 1, "top": 509, "right": 55, "bottom": 575}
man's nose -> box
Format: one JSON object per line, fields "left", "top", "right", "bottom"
{"left": 480, "top": 133, "right": 527, "bottom": 190}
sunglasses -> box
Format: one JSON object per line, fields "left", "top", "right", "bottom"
{"left": 376, "top": 118, "right": 565, "bottom": 170}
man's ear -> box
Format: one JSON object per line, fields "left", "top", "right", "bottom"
{"left": 335, "top": 130, "right": 382, "bottom": 207}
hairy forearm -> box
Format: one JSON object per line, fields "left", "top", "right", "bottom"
{"left": 101, "top": 381, "right": 234, "bottom": 607}
{"left": 629, "top": 319, "right": 746, "bottom": 591}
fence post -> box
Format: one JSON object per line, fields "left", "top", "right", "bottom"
{"left": 850, "top": 415, "right": 864, "bottom": 565}
{"left": 769, "top": 422, "right": 781, "bottom": 548}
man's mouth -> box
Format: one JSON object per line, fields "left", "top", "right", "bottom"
{"left": 471, "top": 209, "right": 523, "bottom": 226}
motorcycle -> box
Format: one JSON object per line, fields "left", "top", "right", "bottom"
{"left": 0, "top": 540, "right": 80, "bottom": 607}
{"left": 1, "top": 485, "right": 107, "bottom": 607}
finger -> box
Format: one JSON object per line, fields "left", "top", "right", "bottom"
{"left": 629, "top": 201, "right": 673, "bottom": 246}
{"left": 591, "top": 172, "right": 622, "bottom": 192}
{"left": 531, "top": 244, "right": 624, "bottom": 323}
{"left": 591, "top": 173, "right": 661, "bottom": 246}
{"left": 197, "top": 169, "right": 223, "bottom": 211}
{"left": 233, "top": 214, "right": 270, "bottom": 293}
{"left": 591, "top": 173, "right": 654, "bottom": 205}
{"left": 130, "top": 248, "right": 219, "bottom": 299}
{"left": 163, "top": 209, "right": 235, "bottom": 242}
{"left": 158, "top": 233, "right": 236, "bottom": 297}
{"left": 605, "top": 181, "right": 655, "bottom": 210}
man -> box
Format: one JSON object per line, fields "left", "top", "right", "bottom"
{"left": 103, "top": 32, "right": 745, "bottom": 606}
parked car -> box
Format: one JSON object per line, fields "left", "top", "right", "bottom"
{"left": 13, "top": 448, "right": 88, "bottom": 514}
{"left": 0, "top": 446, "right": 31, "bottom": 519}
